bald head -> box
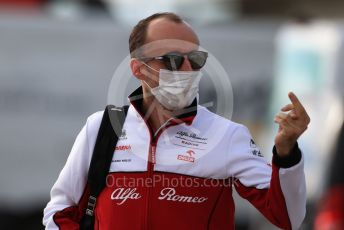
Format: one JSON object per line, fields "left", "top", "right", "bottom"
{"left": 145, "top": 18, "right": 199, "bottom": 45}
{"left": 129, "top": 12, "right": 199, "bottom": 57}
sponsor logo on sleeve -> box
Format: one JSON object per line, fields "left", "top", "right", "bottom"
{"left": 250, "top": 139, "right": 263, "bottom": 157}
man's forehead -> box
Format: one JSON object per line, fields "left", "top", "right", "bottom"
{"left": 140, "top": 39, "right": 199, "bottom": 57}
{"left": 142, "top": 18, "right": 199, "bottom": 56}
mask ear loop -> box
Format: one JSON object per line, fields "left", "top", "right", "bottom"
{"left": 141, "top": 61, "right": 159, "bottom": 73}
{"left": 139, "top": 61, "right": 160, "bottom": 82}
{"left": 139, "top": 61, "right": 160, "bottom": 93}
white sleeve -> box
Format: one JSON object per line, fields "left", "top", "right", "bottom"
{"left": 278, "top": 154, "right": 307, "bottom": 230}
{"left": 43, "top": 112, "right": 102, "bottom": 229}
{"left": 228, "top": 124, "right": 306, "bottom": 230}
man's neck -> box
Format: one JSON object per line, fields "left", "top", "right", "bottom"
{"left": 141, "top": 87, "right": 174, "bottom": 136}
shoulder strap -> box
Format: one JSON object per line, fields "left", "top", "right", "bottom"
{"left": 80, "top": 104, "right": 129, "bottom": 230}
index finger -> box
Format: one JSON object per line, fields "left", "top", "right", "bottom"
{"left": 288, "top": 92, "right": 305, "bottom": 113}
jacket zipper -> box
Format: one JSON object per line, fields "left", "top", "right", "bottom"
{"left": 129, "top": 101, "right": 195, "bottom": 230}
{"left": 144, "top": 123, "right": 176, "bottom": 229}
{"left": 129, "top": 102, "right": 179, "bottom": 229}
{"left": 144, "top": 140, "right": 156, "bottom": 230}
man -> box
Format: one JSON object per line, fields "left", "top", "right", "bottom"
{"left": 43, "top": 12, "right": 310, "bottom": 229}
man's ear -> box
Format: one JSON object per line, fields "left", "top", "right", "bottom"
{"left": 130, "top": 58, "right": 145, "bottom": 80}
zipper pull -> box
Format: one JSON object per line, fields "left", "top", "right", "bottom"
{"left": 151, "top": 145, "right": 156, "bottom": 164}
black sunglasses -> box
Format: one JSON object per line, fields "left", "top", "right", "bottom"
{"left": 139, "top": 50, "right": 208, "bottom": 71}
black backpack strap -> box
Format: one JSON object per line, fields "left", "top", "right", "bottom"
{"left": 80, "top": 104, "right": 129, "bottom": 230}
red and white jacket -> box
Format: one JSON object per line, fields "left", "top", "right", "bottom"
{"left": 43, "top": 87, "right": 306, "bottom": 230}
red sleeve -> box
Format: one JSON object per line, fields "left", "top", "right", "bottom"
{"left": 53, "top": 185, "right": 90, "bottom": 229}
{"left": 235, "top": 164, "right": 292, "bottom": 230}
{"left": 228, "top": 125, "right": 305, "bottom": 229}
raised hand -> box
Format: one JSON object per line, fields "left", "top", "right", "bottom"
{"left": 274, "top": 92, "right": 311, "bottom": 156}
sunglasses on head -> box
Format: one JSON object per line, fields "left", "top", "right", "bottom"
{"left": 139, "top": 50, "right": 208, "bottom": 71}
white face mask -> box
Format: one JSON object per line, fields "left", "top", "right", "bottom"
{"left": 142, "top": 63, "right": 202, "bottom": 110}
